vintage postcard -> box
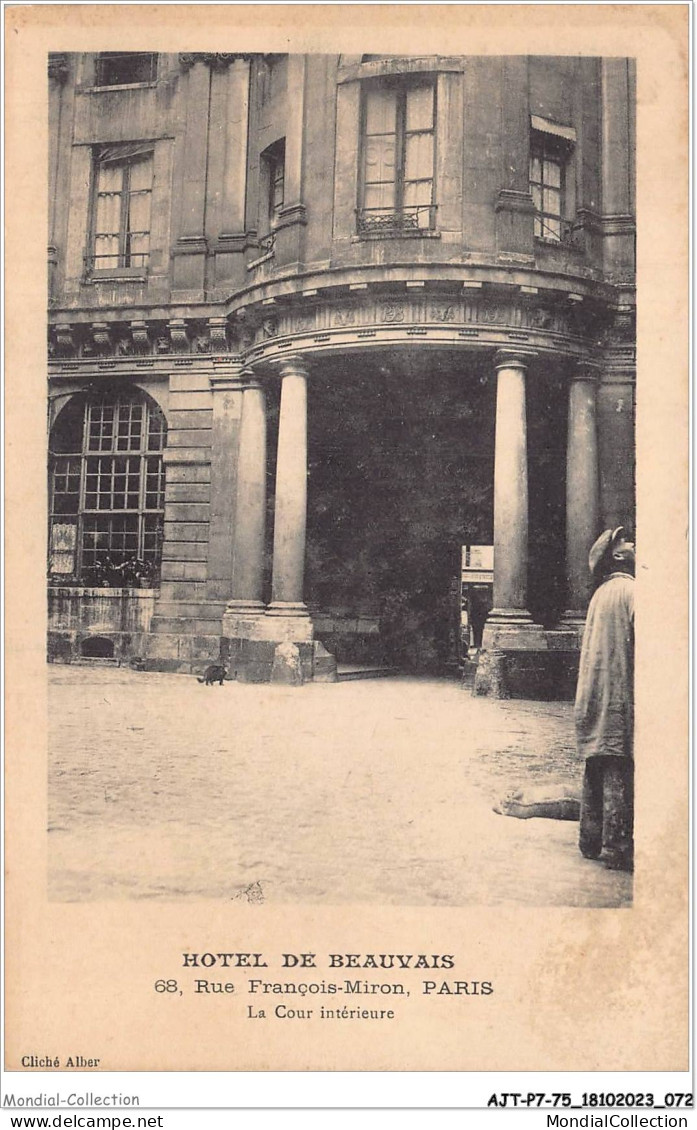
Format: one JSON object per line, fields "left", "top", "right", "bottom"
{"left": 3, "top": 1, "right": 689, "bottom": 1092}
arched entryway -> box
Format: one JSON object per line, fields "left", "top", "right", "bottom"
{"left": 303, "top": 349, "right": 498, "bottom": 674}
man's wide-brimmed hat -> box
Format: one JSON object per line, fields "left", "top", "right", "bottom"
{"left": 588, "top": 527, "right": 625, "bottom": 576}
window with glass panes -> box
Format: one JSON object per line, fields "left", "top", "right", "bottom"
{"left": 95, "top": 52, "right": 158, "bottom": 87}
{"left": 359, "top": 78, "right": 436, "bottom": 233}
{"left": 91, "top": 148, "right": 153, "bottom": 270}
{"left": 265, "top": 139, "right": 285, "bottom": 223}
{"left": 529, "top": 136, "right": 566, "bottom": 241}
{"left": 49, "top": 391, "right": 166, "bottom": 584}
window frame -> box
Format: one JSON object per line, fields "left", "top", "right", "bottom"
{"left": 262, "top": 138, "right": 286, "bottom": 228}
{"left": 87, "top": 146, "right": 155, "bottom": 276}
{"left": 93, "top": 52, "right": 158, "bottom": 89}
{"left": 49, "top": 391, "right": 166, "bottom": 587}
{"left": 357, "top": 75, "right": 438, "bottom": 238}
{"left": 529, "top": 127, "right": 575, "bottom": 245}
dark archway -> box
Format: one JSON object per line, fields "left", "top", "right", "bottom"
{"left": 305, "top": 350, "right": 496, "bottom": 673}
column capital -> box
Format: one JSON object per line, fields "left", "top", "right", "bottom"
{"left": 494, "top": 348, "right": 538, "bottom": 372}
{"left": 571, "top": 358, "right": 602, "bottom": 383}
{"left": 208, "top": 356, "right": 246, "bottom": 391}
{"left": 240, "top": 367, "right": 264, "bottom": 391}
{"left": 278, "top": 355, "right": 311, "bottom": 380}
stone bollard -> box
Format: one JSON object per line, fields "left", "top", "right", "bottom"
{"left": 271, "top": 641, "right": 305, "bottom": 686}
{"left": 312, "top": 640, "right": 338, "bottom": 683}
{"left": 473, "top": 648, "right": 510, "bottom": 698}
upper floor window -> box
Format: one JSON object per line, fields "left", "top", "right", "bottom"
{"left": 49, "top": 389, "right": 166, "bottom": 587}
{"left": 262, "top": 138, "right": 285, "bottom": 226}
{"left": 529, "top": 117, "right": 576, "bottom": 243}
{"left": 358, "top": 77, "right": 436, "bottom": 236}
{"left": 95, "top": 52, "right": 158, "bottom": 87}
{"left": 89, "top": 145, "right": 153, "bottom": 272}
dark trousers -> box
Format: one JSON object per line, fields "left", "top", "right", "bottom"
{"left": 579, "top": 755, "right": 634, "bottom": 871}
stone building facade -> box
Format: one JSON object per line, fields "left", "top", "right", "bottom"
{"left": 47, "top": 51, "right": 636, "bottom": 693}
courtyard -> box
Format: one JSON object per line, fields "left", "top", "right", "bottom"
{"left": 48, "top": 666, "right": 632, "bottom": 907}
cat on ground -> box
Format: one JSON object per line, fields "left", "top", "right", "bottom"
{"left": 197, "top": 664, "right": 227, "bottom": 686}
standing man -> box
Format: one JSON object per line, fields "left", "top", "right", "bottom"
{"left": 575, "top": 527, "right": 635, "bottom": 871}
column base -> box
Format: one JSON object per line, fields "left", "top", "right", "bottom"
{"left": 486, "top": 607, "right": 536, "bottom": 626}
{"left": 222, "top": 601, "right": 267, "bottom": 640}
{"left": 266, "top": 600, "right": 310, "bottom": 618}
{"left": 225, "top": 605, "right": 314, "bottom": 643}
{"left": 225, "top": 599, "right": 265, "bottom": 615}
{"left": 481, "top": 611, "right": 545, "bottom": 653}
{"left": 558, "top": 612, "right": 587, "bottom": 633}
{"left": 221, "top": 632, "right": 334, "bottom": 685}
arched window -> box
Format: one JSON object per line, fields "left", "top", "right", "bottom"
{"left": 49, "top": 387, "right": 166, "bottom": 587}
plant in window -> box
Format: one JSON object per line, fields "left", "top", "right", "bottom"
{"left": 49, "top": 390, "right": 166, "bottom": 585}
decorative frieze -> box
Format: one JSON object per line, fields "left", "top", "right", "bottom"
{"left": 46, "top": 290, "right": 631, "bottom": 370}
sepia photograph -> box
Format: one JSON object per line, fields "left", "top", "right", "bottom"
{"left": 4, "top": 3, "right": 688, "bottom": 1081}
{"left": 46, "top": 48, "right": 636, "bottom": 908}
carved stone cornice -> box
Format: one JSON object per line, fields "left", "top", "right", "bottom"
{"left": 178, "top": 52, "right": 250, "bottom": 72}
{"left": 168, "top": 319, "right": 191, "bottom": 351}
{"left": 208, "top": 316, "right": 230, "bottom": 351}
{"left": 130, "top": 320, "right": 151, "bottom": 355}
{"left": 91, "top": 322, "right": 112, "bottom": 357}
{"left": 47, "top": 288, "right": 627, "bottom": 371}
{"left": 54, "top": 323, "right": 75, "bottom": 357}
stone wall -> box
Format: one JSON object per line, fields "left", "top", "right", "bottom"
{"left": 48, "top": 587, "right": 157, "bottom": 662}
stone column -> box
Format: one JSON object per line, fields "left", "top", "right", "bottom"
{"left": 601, "top": 58, "right": 636, "bottom": 280}
{"left": 48, "top": 54, "right": 71, "bottom": 297}
{"left": 214, "top": 56, "right": 252, "bottom": 291}
{"left": 495, "top": 56, "right": 535, "bottom": 255}
{"left": 282, "top": 54, "right": 306, "bottom": 211}
{"left": 227, "top": 373, "right": 267, "bottom": 614}
{"left": 275, "top": 54, "right": 307, "bottom": 266}
{"left": 489, "top": 350, "right": 535, "bottom": 624}
{"left": 172, "top": 54, "right": 213, "bottom": 299}
{"left": 564, "top": 363, "right": 600, "bottom": 621}
{"left": 206, "top": 365, "right": 243, "bottom": 602}
{"left": 268, "top": 357, "right": 310, "bottom": 620}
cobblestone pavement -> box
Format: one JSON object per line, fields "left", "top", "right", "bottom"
{"left": 48, "top": 665, "right": 632, "bottom": 907}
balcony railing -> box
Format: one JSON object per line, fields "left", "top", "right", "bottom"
{"left": 356, "top": 204, "right": 437, "bottom": 237}
{"left": 534, "top": 215, "right": 584, "bottom": 249}
{"left": 83, "top": 253, "right": 149, "bottom": 278}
